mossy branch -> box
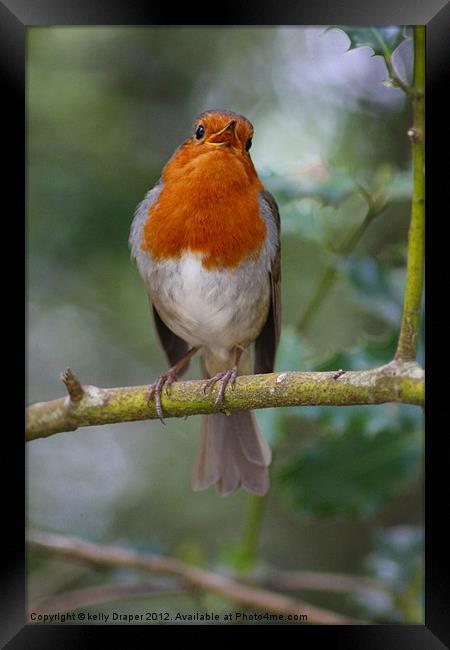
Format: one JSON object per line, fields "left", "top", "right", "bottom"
{"left": 26, "top": 361, "right": 424, "bottom": 442}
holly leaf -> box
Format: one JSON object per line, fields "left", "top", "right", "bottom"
{"left": 330, "top": 26, "right": 408, "bottom": 60}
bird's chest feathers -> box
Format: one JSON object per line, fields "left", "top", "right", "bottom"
{"left": 149, "top": 252, "right": 270, "bottom": 349}
{"left": 141, "top": 152, "right": 266, "bottom": 269}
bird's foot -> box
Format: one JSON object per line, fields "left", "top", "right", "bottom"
{"left": 203, "top": 367, "right": 238, "bottom": 407}
{"left": 146, "top": 369, "right": 178, "bottom": 424}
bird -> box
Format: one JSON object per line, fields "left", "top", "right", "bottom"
{"left": 129, "top": 109, "right": 281, "bottom": 496}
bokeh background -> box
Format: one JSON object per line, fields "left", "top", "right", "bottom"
{"left": 27, "top": 26, "right": 424, "bottom": 623}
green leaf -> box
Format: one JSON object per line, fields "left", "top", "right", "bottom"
{"left": 331, "top": 26, "right": 408, "bottom": 60}
{"left": 277, "top": 423, "right": 422, "bottom": 518}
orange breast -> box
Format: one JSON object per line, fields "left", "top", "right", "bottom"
{"left": 141, "top": 147, "right": 266, "bottom": 269}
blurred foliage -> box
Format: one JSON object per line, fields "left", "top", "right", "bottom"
{"left": 267, "top": 27, "right": 422, "bottom": 525}
{"left": 278, "top": 412, "right": 421, "bottom": 518}
{"left": 262, "top": 25, "right": 422, "bottom": 534}
{"left": 353, "top": 526, "right": 424, "bottom": 622}
{"left": 27, "top": 26, "right": 423, "bottom": 623}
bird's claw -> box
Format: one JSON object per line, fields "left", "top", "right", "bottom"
{"left": 146, "top": 369, "right": 178, "bottom": 423}
{"left": 203, "top": 367, "right": 238, "bottom": 407}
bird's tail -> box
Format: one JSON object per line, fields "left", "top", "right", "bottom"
{"left": 191, "top": 410, "right": 271, "bottom": 496}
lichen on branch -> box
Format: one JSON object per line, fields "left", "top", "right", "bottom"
{"left": 26, "top": 361, "right": 424, "bottom": 442}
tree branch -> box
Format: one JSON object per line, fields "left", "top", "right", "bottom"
{"left": 26, "top": 361, "right": 424, "bottom": 441}
{"left": 235, "top": 494, "right": 268, "bottom": 572}
{"left": 395, "top": 26, "right": 425, "bottom": 360}
{"left": 253, "top": 569, "right": 385, "bottom": 594}
{"left": 27, "top": 530, "right": 367, "bottom": 624}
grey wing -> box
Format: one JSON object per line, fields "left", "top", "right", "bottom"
{"left": 151, "top": 300, "right": 190, "bottom": 373}
{"left": 130, "top": 182, "right": 190, "bottom": 374}
{"left": 254, "top": 189, "right": 281, "bottom": 374}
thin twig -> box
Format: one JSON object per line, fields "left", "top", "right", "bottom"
{"left": 27, "top": 530, "right": 367, "bottom": 624}
{"left": 253, "top": 569, "right": 386, "bottom": 593}
{"left": 368, "top": 27, "right": 415, "bottom": 96}
{"left": 60, "top": 368, "right": 85, "bottom": 402}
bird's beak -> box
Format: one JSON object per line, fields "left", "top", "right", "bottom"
{"left": 205, "top": 120, "right": 240, "bottom": 149}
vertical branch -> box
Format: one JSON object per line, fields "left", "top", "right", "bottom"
{"left": 235, "top": 494, "right": 268, "bottom": 572}
{"left": 395, "top": 26, "right": 425, "bottom": 361}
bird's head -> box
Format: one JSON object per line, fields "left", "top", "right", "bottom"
{"left": 191, "top": 110, "right": 254, "bottom": 156}
{"left": 163, "top": 110, "right": 260, "bottom": 186}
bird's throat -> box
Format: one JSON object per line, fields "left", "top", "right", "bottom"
{"left": 142, "top": 151, "right": 266, "bottom": 269}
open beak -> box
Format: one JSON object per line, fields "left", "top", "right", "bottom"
{"left": 205, "top": 120, "right": 240, "bottom": 149}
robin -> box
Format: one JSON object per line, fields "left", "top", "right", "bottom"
{"left": 129, "top": 109, "right": 281, "bottom": 496}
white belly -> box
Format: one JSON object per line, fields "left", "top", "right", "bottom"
{"left": 145, "top": 252, "right": 270, "bottom": 351}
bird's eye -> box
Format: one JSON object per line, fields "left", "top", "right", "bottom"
{"left": 195, "top": 124, "right": 205, "bottom": 140}
{"left": 246, "top": 137, "right": 252, "bottom": 152}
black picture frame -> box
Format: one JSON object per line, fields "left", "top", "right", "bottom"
{"left": 6, "top": 0, "right": 447, "bottom": 646}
